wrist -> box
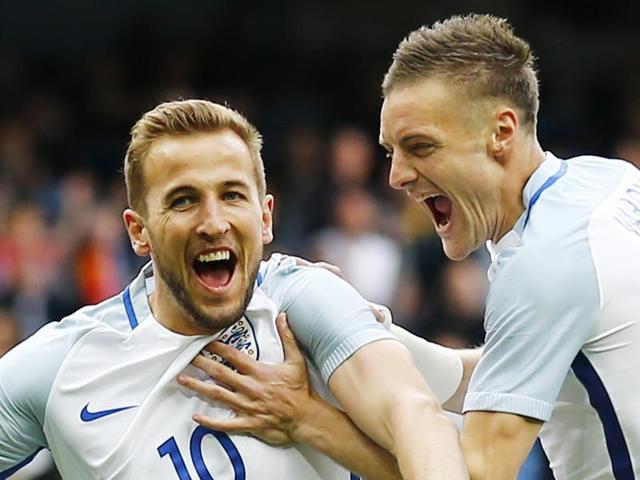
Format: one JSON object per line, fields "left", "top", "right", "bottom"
{"left": 290, "top": 390, "right": 335, "bottom": 445}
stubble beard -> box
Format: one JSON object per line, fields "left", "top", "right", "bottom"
{"left": 154, "top": 253, "right": 260, "bottom": 334}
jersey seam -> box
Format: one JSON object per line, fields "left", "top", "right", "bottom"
{"left": 585, "top": 168, "right": 634, "bottom": 314}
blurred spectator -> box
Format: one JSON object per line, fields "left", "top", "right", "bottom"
{"left": 73, "top": 206, "right": 131, "bottom": 304}
{"left": 0, "top": 308, "right": 20, "bottom": 357}
{"left": 434, "top": 256, "right": 488, "bottom": 347}
{"left": 312, "top": 187, "right": 402, "bottom": 305}
{"left": 0, "top": 204, "right": 62, "bottom": 338}
{"left": 328, "top": 127, "right": 376, "bottom": 189}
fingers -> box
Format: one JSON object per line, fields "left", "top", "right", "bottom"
{"left": 312, "top": 261, "right": 344, "bottom": 279}
{"left": 192, "top": 414, "right": 257, "bottom": 434}
{"left": 367, "top": 302, "right": 393, "bottom": 328}
{"left": 191, "top": 355, "right": 245, "bottom": 391}
{"left": 369, "top": 305, "right": 385, "bottom": 323}
{"left": 204, "top": 340, "right": 256, "bottom": 374}
{"left": 293, "top": 256, "right": 314, "bottom": 268}
{"left": 177, "top": 375, "right": 252, "bottom": 411}
{"left": 293, "top": 256, "right": 344, "bottom": 278}
{"left": 276, "top": 313, "right": 304, "bottom": 363}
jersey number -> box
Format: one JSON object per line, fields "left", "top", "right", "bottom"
{"left": 158, "top": 426, "right": 245, "bottom": 480}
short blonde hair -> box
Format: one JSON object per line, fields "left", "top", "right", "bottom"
{"left": 383, "top": 14, "right": 539, "bottom": 126}
{"left": 124, "top": 99, "right": 265, "bottom": 213}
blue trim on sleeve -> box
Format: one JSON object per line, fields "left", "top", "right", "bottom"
{"left": 571, "top": 351, "right": 634, "bottom": 479}
{"left": 0, "top": 448, "right": 43, "bottom": 480}
{"left": 524, "top": 160, "right": 568, "bottom": 228}
{"left": 123, "top": 286, "right": 139, "bottom": 330}
{"left": 256, "top": 271, "right": 264, "bottom": 287}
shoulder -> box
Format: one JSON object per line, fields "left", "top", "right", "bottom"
{"left": 487, "top": 223, "right": 601, "bottom": 339}
{"left": 0, "top": 301, "right": 118, "bottom": 425}
{"left": 258, "top": 253, "right": 347, "bottom": 306}
{"left": 257, "top": 253, "right": 395, "bottom": 381}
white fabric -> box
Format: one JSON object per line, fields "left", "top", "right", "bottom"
{"left": 0, "top": 254, "right": 394, "bottom": 479}
{"left": 464, "top": 153, "right": 640, "bottom": 479}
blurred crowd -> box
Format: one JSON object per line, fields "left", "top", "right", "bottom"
{"left": 0, "top": 30, "right": 499, "bottom": 358}
{"left": 0, "top": 49, "right": 494, "bottom": 478}
{"left": 0, "top": 77, "right": 490, "bottom": 353}
{"left": 2, "top": 3, "right": 640, "bottom": 478}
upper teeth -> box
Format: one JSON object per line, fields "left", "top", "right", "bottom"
{"left": 197, "top": 251, "right": 231, "bottom": 262}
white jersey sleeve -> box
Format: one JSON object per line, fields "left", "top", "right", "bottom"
{"left": 0, "top": 315, "right": 99, "bottom": 476}
{"left": 258, "top": 254, "right": 397, "bottom": 382}
{"left": 463, "top": 236, "right": 600, "bottom": 421}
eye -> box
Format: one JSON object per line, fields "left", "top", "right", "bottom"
{"left": 170, "top": 196, "right": 194, "bottom": 209}
{"left": 411, "top": 144, "right": 435, "bottom": 157}
{"left": 223, "top": 191, "right": 244, "bottom": 201}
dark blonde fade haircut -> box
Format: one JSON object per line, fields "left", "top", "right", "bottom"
{"left": 383, "top": 14, "right": 540, "bottom": 127}
{"left": 124, "top": 99, "right": 265, "bottom": 214}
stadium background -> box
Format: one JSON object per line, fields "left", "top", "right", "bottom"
{"left": 1, "top": 1, "right": 639, "bottom": 478}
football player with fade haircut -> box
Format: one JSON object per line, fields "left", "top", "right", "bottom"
{"left": 0, "top": 99, "right": 471, "bottom": 480}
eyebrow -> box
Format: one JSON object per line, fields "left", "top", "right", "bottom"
{"left": 221, "top": 180, "right": 251, "bottom": 191}
{"left": 164, "top": 185, "right": 196, "bottom": 198}
{"left": 400, "top": 133, "right": 439, "bottom": 146}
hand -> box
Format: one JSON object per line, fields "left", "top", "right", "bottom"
{"left": 293, "top": 256, "right": 388, "bottom": 324}
{"left": 293, "top": 256, "right": 344, "bottom": 278}
{"left": 177, "top": 313, "right": 315, "bottom": 445}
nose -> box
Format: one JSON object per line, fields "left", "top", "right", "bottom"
{"left": 195, "top": 198, "right": 230, "bottom": 238}
{"left": 388, "top": 154, "right": 417, "bottom": 191}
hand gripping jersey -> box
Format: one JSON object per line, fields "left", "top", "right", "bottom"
{"left": 464, "top": 153, "right": 640, "bottom": 479}
{"left": 0, "top": 254, "right": 394, "bottom": 479}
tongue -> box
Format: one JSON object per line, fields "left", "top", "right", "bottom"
{"left": 198, "top": 266, "right": 231, "bottom": 288}
{"left": 434, "top": 196, "right": 452, "bottom": 216}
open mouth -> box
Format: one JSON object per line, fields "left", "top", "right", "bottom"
{"left": 193, "top": 249, "right": 238, "bottom": 290}
{"left": 424, "top": 195, "right": 453, "bottom": 229}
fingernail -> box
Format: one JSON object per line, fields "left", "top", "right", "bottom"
{"left": 177, "top": 375, "right": 186, "bottom": 384}
{"left": 193, "top": 414, "right": 201, "bottom": 423}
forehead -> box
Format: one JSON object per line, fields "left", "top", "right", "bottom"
{"left": 143, "top": 130, "right": 256, "bottom": 192}
{"left": 380, "top": 78, "right": 468, "bottom": 144}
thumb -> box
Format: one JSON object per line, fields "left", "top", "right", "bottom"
{"left": 276, "top": 313, "right": 304, "bottom": 363}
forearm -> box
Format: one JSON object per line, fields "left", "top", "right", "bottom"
{"left": 293, "top": 392, "right": 402, "bottom": 480}
{"left": 443, "top": 347, "right": 482, "bottom": 413}
{"left": 389, "top": 324, "right": 481, "bottom": 413}
{"left": 390, "top": 394, "right": 468, "bottom": 480}
{"left": 462, "top": 412, "right": 542, "bottom": 480}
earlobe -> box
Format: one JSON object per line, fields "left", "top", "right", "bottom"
{"left": 262, "top": 194, "right": 275, "bottom": 245}
{"left": 492, "top": 108, "right": 518, "bottom": 158}
{"left": 123, "top": 208, "right": 151, "bottom": 257}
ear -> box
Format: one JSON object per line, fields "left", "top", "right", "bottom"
{"left": 261, "top": 194, "right": 275, "bottom": 245}
{"left": 123, "top": 208, "right": 151, "bottom": 257}
{"left": 491, "top": 107, "right": 519, "bottom": 161}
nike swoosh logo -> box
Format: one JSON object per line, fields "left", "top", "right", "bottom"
{"left": 80, "top": 403, "right": 138, "bottom": 422}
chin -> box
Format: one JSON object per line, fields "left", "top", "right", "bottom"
{"left": 441, "top": 240, "right": 473, "bottom": 261}
{"left": 193, "top": 301, "right": 247, "bottom": 333}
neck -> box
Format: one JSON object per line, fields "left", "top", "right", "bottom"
{"left": 494, "top": 135, "right": 546, "bottom": 241}
{"left": 148, "top": 277, "right": 210, "bottom": 337}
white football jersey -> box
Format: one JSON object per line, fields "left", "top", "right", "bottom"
{"left": 0, "top": 254, "right": 394, "bottom": 479}
{"left": 464, "top": 153, "right": 640, "bottom": 479}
